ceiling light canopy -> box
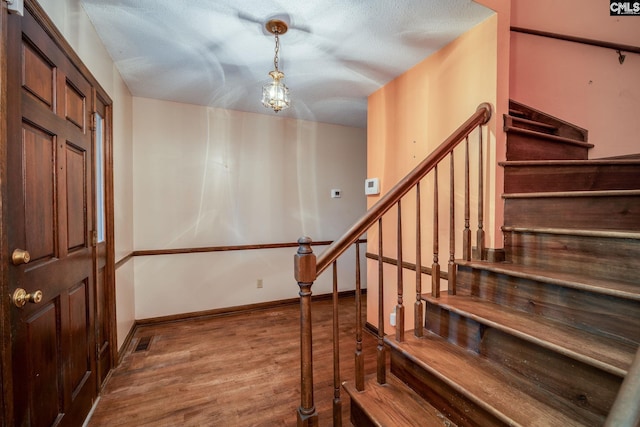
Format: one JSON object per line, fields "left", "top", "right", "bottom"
{"left": 261, "top": 19, "right": 290, "bottom": 113}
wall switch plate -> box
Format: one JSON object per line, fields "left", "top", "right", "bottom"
{"left": 365, "top": 178, "right": 380, "bottom": 195}
{"left": 331, "top": 189, "right": 341, "bottom": 198}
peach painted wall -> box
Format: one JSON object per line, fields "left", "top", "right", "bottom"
{"left": 366, "top": 13, "right": 507, "bottom": 333}
{"left": 38, "top": 0, "right": 136, "bottom": 349}
{"left": 132, "top": 98, "right": 367, "bottom": 319}
{"left": 477, "top": 0, "right": 511, "bottom": 249}
{"left": 511, "top": 0, "right": 640, "bottom": 158}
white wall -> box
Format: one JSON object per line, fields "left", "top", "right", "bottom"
{"left": 37, "top": 0, "right": 367, "bottom": 324}
{"left": 133, "top": 99, "right": 367, "bottom": 319}
{"left": 37, "top": 0, "right": 136, "bottom": 349}
{"left": 112, "top": 80, "right": 134, "bottom": 350}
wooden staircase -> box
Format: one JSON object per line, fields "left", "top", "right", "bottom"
{"left": 344, "top": 101, "right": 640, "bottom": 426}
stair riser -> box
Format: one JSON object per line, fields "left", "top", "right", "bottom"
{"left": 456, "top": 266, "right": 640, "bottom": 345}
{"left": 504, "top": 195, "right": 640, "bottom": 231}
{"left": 506, "top": 132, "right": 589, "bottom": 161}
{"left": 425, "top": 303, "right": 482, "bottom": 351}
{"left": 482, "top": 329, "right": 621, "bottom": 418}
{"left": 425, "top": 303, "right": 621, "bottom": 418}
{"left": 390, "top": 350, "right": 504, "bottom": 427}
{"left": 349, "top": 402, "right": 378, "bottom": 427}
{"left": 503, "top": 164, "right": 640, "bottom": 193}
{"left": 504, "top": 230, "right": 640, "bottom": 283}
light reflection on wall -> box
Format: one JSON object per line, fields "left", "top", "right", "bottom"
{"left": 132, "top": 98, "right": 366, "bottom": 318}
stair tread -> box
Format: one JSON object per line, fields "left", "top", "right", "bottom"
{"left": 501, "top": 225, "right": 640, "bottom": 240}
{"left": 505, "top": 115, "right": 558, "bottom": 131}
{"left": 500, "top": 159, "right": 640, "bottom": 166}
{"left": 598, "top": 153, "right": 640, "bottom": 160}
{"left": 387, "top": 332, "right": 602, "bottom": 426}
{"left": 503, "top": 189, "right": 640, "bottom": 198}
{"left": 509, "top": 108, "right": 527, "bottom": 118}
{"left": 456, "top": 260, "right": 640, "bottom": 301}
{"left": 505, "top": 125, "right": 594, "bottom": 148}
{"left": 422, "top": 293, "right": 635, "bottom": 377}
{"left": 508, "top": 100, "right": 588, "bottom": 140}
{"left": 343, "top": 374, "right": 456, "bottom": 426}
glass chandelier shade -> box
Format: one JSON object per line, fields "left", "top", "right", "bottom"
{"left": 262, "top": 70, "right": 290, "bottom": 112}
{"left": 262, "top": 20, "right": 290, "bottom": 113}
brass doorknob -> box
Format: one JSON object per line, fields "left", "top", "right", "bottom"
{"left": 12, "top": 249, "right": 30, "bottom": 265}
{"left": 13, "top": 288, "right": 43, "bottom": 308}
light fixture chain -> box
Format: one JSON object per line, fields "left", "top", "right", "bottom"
{"left": 274, "top": 32, "right": 280, "bottom": 72}
{"left": 262, "top": 19, "right": 290, "bottom": 113}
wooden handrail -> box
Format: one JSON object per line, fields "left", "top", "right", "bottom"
{"left": 133, "top": 240, "right": 336, "bottom": 257}
{"left": 295, "top": 103, "right": 492, "bottom": 426}
{"left": 315, "top": 103, "right": 492, "bottom": 276}
{"left": 511, "top": 27, "right": 640, "bottom": 56}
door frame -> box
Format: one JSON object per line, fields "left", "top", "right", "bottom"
{"left": 0, "top": 0, "right": 115, "bottom": 423}
{"left": 93, "top": 88, "right": 117, "bottom": 386}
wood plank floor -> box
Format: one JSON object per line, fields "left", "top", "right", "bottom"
{"left": 87, "top": 296, "right": 378, "bottom": 426}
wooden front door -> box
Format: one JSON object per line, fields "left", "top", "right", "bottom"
{"left": 6, "top": 7, "right": 97, "bottom": 426}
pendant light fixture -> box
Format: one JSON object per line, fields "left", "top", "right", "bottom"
{"left": 261, "top": 19, "right": 290, "bottom": 113}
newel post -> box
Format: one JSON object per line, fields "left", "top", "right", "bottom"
{"left": 295, "top": 237, "right": 318, "bottom": 427}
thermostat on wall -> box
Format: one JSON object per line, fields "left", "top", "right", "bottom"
{"left": 365, "top": 178, "right": 380, "bottom": 195}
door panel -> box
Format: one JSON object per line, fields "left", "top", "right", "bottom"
{"left": 21, "top": 40, "right": 55, "bottom": 108}
{"left": 64, "top": 82, "right": 86, "bottom": 131}
{"left": 67, "top": 279, "right": 91, "bottom": 398}
{"left": 7, "top": 7, "right": 96, "bottom": 426}
{"left": 23, "top": 123, "right": 56, "bottom": 262}
{"left": 26, "top": 303, "right": 61, "bottom": 427}
{"left": 65, "top": 143, "right": 87, "bottom": 251}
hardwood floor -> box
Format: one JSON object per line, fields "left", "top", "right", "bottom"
{"left": 87, "top": 295, "right": 377, "bottom": 426}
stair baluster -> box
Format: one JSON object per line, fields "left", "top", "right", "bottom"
{"left": 432, "top": 165, "right": 440, "bottom": 297}
{"left": 354, "top": 241, "right": 364, "bottom": 391}
{"left": 448, "top": 151, "right": 457, "bottom": 295}
{"left": 376, "top": 218, "right": 386, "bottom": 385}
{"left": 477, "top": 126, "right": 485, "bottom": 260}
{"left": 414, "top": 182, "right": 424, "bottom": 337}
{"left": 464, "top": 136, "right": 472, "bottom": 261}
{"left": 395, "top": 201, "right": 405, "bottom": 341}
{"left": 332, "top": 261, "right": 342, "bottom": 427}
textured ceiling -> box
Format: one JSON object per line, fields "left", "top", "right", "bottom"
{"left": 80, "top": 0, "right": 493, "bottom": 128}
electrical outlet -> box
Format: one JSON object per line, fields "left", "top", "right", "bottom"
{"left": 390, "top": 310, "right": 396, "bottom": 327}
{"left": 257, "top": 279, "right": 263, "bottom": 289}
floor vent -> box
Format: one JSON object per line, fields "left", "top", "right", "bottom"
{"left": 134, "top": 336, "right": 152, "bottom": 353}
